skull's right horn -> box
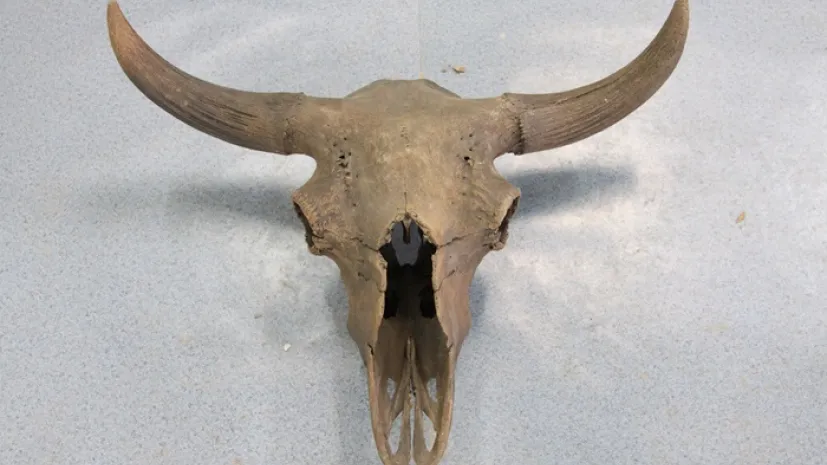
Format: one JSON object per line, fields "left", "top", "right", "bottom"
{"left": 106, "top": 1, "right": 336, "bottom": 157}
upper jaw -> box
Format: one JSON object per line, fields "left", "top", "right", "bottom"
{"left": 364, "top": 304, "right": 459, "bottom": 465}
{"left": 362, "top": 227, "right": 466, "bottom": 465}
{"left": 345, "top": 221, "right": 492, "bottom": 464}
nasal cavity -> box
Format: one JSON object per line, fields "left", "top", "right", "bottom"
{"left": 379, "top": 219, "right": 437, "bottom": 319}
{"left": 390, "top": 221, "right": 421, "bottom": 265}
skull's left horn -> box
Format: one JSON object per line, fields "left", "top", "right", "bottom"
{"left": 498, "top": 0, "right": 690, "bottom": 155}
{"left": 106, "top": 1, "right": 325, "bottom": 156}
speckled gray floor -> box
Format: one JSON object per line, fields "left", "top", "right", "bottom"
{"left": 1, "top": 0, "right": 825, "bottom": 464}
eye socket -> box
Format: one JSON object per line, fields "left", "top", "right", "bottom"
{"left": 293, "top": 201, "right": 315, "bottom": 250}
{"left": 495, "top": 196, "right": 519, "bottom": 247}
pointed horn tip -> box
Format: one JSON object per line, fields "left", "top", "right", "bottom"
{"left": 106, "top": 0, "right": 121, "bottom": 18}
{"left": 105, "top": 0, "right": 131, "bottom": 43}
{"left": 671, "top": 0, "right": 690, "bottom": 25}
{"left": 105, "top": 0, "right": 138, "bottom": 69}
{"left": 661, "top": 0, "right": 691, "bottom": 61}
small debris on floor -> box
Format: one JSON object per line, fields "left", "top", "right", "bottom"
{"left": 736, "top": 211, "right": 746, "bottom": 223}
{"left": 283, "top": 343, "right": 292, "bottom": 352}
{"left": 253, "top": 313, "right": 263, "bottom": 319}
{"left": 450, "top": 64, "right": 466, "bottom": 74}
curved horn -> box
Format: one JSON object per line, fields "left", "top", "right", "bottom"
{"left": 106, "top": 1, "right": 316, "bottom": 155}
{"left": 502, "top": 0, "right": 689, "bottom": 154}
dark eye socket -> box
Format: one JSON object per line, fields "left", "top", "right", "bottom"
{"left": 293, "top": 201, "right": 315, "bottom": 249}
{"left": 497, "top": 196, "right": 519, "bottom": 241}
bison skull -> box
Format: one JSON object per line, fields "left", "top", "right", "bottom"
{"left": 106, "top": 1, "right": 689, "bottom": 463}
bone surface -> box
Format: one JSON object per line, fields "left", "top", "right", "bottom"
{"left": 4, "top": 0, "right": 825, "bottom": 464}
{"left": 106, "top": 0, "right": 685, "bottom": 464}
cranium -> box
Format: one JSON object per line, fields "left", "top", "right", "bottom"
{"left": 106, "top": 0, "right": 689, "bottom": 463}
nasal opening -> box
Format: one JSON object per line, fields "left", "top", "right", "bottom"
{"left": 372, "top": 219, "right": 447, "bottom": 464}
{"left": 380, "top": 219, "right": 437, "bottom": 320}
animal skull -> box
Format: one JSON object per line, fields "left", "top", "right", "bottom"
{"left": 106, "top": 1, "right": 689, "bottom": 463}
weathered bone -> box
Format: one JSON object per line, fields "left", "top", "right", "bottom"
{"left": 106, "top": 1, "right": 689, "bottom": 464}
